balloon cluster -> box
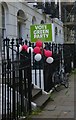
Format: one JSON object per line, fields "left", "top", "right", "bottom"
{"left": 16, "top": 40, "right": 54, "bottom": 64}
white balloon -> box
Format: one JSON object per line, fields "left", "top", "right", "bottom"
{"left": 19, "top": 45, "right": 22, "bottom": 52}
{"left": 46, "top": 57, "right": 54, "bottom": 64}
{"left": 16, "top": 44, "right": 22, "bottom": 52}
{"left": 34, "top": 54, "right": 42, "bottom": 62}
{"left": 27, "top": 47, "right": 33, "bottom": 53}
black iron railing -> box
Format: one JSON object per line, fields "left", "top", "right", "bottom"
{"left": 1, "top": 38, "right": 32, "bottom": 120}
{"left": 1, "top": 38, "right": 75, "bottom": 119}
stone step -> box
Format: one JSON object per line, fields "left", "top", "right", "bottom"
{"left": 33, "top": 94, "right": 50, "bottom": 108}
{"left": 1, "top": 83, "right": 50, "bottom": 109}
{"left": 32, "top": 88, "right": 42, "bottom": 101}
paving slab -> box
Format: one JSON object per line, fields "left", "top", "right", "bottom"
{"left": 31, "top": 73, "right": 75, "bottom": 119}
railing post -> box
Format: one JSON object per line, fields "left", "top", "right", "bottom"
{"left": 6, "top": 38, "right": 10, "bottom": 119}
{"left": 2, "top": 60, "right": 5, "bottom": 119}
{"left": 27, "top": 49, "right": 32, "bottom": 114}
{"left": 11, "top": 38, "right": 16, "bottom": 119}
{"left": 2, "top": 38, "right": 7, "bottom": 119}
{"left": 19, "top": 53, "right": 23, "bottom": 117}
{"left": 16, "top": 38, "right": 20, "bottom": 119}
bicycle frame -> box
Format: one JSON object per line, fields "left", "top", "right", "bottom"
{"left": 52, "top": 45, "right": 69, "bottom": 91}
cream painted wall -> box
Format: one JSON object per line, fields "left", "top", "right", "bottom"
{"left": 0, "top": 2, "right": 48, "bottom": 39}
{"left": 0, "top": 2, "right": 64, "bottom": 44}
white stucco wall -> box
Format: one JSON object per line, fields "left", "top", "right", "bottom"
{"left": 0, "top": 2, "right": 64, "bottom": 44}
{"left": 0, "top": 2, "right": 51, "bottom": 40}
{"left": 53, "top": 18, "right": 64, "bottom": 44}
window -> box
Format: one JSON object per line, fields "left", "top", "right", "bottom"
{"left": 1, "top": 2, "right": 8, "bottom": 38}
{"left": 32, "top": 16, "right": 36, "bottom": 24}
{"left": 55, "top": 27, "right": 58, "bottom": 35}
{"left": 40, "top": 20, "right": 44, "bottom": 24}
{"left": 17, "top": 10, "right": 26, "bottom": 39}
{"left": 59, "top": 29, "right": 61, "bottom": 34}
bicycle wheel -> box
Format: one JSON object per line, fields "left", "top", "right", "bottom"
{"left": 52, "top": 71, "right": 61, "bottom": 92}
{"left": 64, "top": 73, "right": 69, "bottom": 88}
{"left": 60, "top": 72, "right": 69, "bottom": 88}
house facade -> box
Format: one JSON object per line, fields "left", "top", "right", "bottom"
{"left": 0, "top": 2, "right": 64, "bottom": 77}
{"left": 0, "top": 2, "right": 52, "bottom": 39}
{"left": 0, "top": 2, "right": 64, "bottom": 41}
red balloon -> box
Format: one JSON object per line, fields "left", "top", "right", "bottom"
{"left": 36, "top": 40, "right": 43, "bottom": 48}
{"left": 43, "top": 49, "right": 47, "bottom": 54}
{"left": 44, "top": 50, "right": 52, "bottom": 57}
{"left": 22, "top": 45, "right": 28, "bottom": 51}
{"left": 33, "top": 46, "right": 41, "bottom": 54}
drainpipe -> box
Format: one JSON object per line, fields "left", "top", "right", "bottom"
{"left": 0, "top": 29, "right": 2, "bottom": 81}
{"left": 0, "top": 4, "right": 2, "bottom": 81}
{"left": 59, "top": 0, "right": 61, "bottom": 20}
{"left": 74, "top": 2, "right": 76, "bottom": 44}
{"left": 74, "top": 1, "right": 76, "bottom": 69}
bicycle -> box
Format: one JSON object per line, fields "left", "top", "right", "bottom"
{"left": 52, "top": 65, "right": 69, "bottom": 92}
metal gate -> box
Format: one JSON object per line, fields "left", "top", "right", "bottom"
{"left": 1, "top": 38, "right": 32, "bottom": 120}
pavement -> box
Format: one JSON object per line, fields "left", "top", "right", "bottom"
{"left": 30, "top": 72, "right": 75, "bottom": 119}
{"left": 0, "top": 72, "right": 75, "bottom": 120}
